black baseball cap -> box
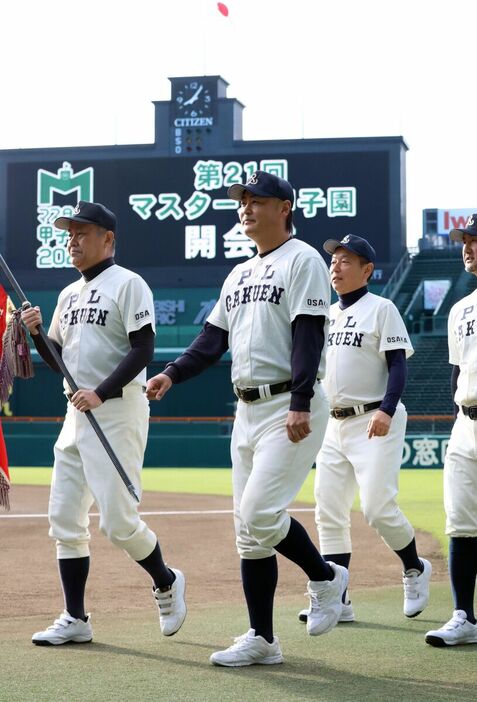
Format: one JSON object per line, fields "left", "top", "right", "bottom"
{"left": 449, "top": 214, "right": 477, "bottom": 242}
{"left": 54, "top": 201, "right": 117, "bottom": 233}
{"left": 227, "top": 170, "right": 295, "bottom": 206}
{"left": 323, "top": 234, "right": 376, "bottom": 264}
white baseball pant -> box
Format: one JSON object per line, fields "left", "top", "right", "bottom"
{"left": 444, "top": 411, "right": 477, "bottom": 537}
{"left": 315, "top": 404, "right": 414, "bottom": 553}
{"left": 232, "top": 381, "right": 329, "bottom": 559}
{"left": 49, "top": 388, "right": 157, "bottom": 560}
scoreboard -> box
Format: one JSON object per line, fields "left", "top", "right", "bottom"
{"left": 0, "top": 75, "right": 407, "bottom": 290}
{"left": 4, "top": 150, "right": 394, "bottom": 288}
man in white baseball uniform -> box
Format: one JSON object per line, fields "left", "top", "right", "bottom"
{"left": 147, "top": 171, "right": 348, "bottom": 666}
{"left": 425, "top": 215, "right": 477, "bottom": 647}
{"left": 21, "top": 201, "right": 186, "bottom": 645}
{"left": 299, "top": 234, "right": 431, "bottom": 627}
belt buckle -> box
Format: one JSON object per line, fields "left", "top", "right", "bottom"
{"left": 235, "top": 387, "right": 252, "bottom": 403}
{"left": 470, "top": 406, "right": 477, "bottom": 420}
{"left": 332, "top": 408, "right": 345, "bottom": 419}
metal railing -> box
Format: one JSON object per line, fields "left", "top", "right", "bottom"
{"left": 407, "top": 313, "right": 448, "bottom": 335}
{"left": 381, "top": 249, "right": 413, "bottom": 300}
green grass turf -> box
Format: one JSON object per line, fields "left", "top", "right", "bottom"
{"left": 10, "top": 467, "right": 448, "bottom": 553}
{"left": 1, "top": 583, "right": 475, "bottom": 702}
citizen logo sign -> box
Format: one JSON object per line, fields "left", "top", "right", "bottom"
{"left": 174, "top": 117, "right": 214, "bottom": 127}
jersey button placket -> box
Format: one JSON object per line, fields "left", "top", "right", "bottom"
{"left": 238, "top": 263, "right": 260, "bottom": 386}
{"left": 74, "top": 286, "right": 92, "bottom": 386}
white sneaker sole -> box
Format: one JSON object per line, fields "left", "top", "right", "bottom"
{"left": 32, "top": 635, "right": 93, "bottom": 646}
{"left": 425, "top": 633, "right": 477, "bottom": 647}
{"left": 299, "top": 607, "right": 355, "bottom": 624}
{"left": 210, "top": 654, "right": 284, "bottom": 667}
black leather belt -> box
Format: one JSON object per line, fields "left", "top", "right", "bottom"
{"left": 330, "top": 400, "right": 382, "bottom": 419}
{"left": 462, "top": 405, "right": 477, "bottom": 420}
{"left": 234, "top": 380, "right": 293, "bottom": 403}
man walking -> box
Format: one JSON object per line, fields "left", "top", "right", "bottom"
{"left": 425, "top": 215, "right": 477, "bottom": 647}
{"left": 21, "top": 201, "right": 186, "bottom": 645}
{"left": 300, "top": 234, "right": 431, "bottom": 626}
{"left": 147, "top": 171, "right": 348, "bottom": 666}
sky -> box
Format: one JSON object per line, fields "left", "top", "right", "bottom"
{"left": 0, "top": 0, "right": 475, "bottom": 246}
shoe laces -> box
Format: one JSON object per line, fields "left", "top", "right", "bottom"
{"left": 227, "top": 631, "right": 256, "bottom": 651}
{"left": 306, "top": 584, "right": 329, "bottom": 612}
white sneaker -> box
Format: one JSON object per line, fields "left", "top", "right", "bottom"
{"left": 32, "top": 611, "right": 93, "bottom": 646}
{"left": 298, "top": 599, "right": 355, "bottom": 624}
{"left": 340, "top": 601, "right": 355, "bottom": 622}
{"left": 403, "top": 558, "right": 432, "bottom": 617}
{"left": 425, "top": 610, "right": 477, "bottom": 647}
{"left": 306, "top": 562, "right": 349, "bottom": 636}
{"left": 210, "top": 629, "right": 284, "bottom": 667}
{"left": 153, "top": 568, "right": 187, "bottom": 636}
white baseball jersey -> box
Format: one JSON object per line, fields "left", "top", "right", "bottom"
{"left": 324, "top": 292, "right": 413, "bottom": 407}
{"left": 48, "top": 264, "right": 155, "bottom": 393}
{"left": 447, "top": 288, "right": 477, "bottom": 406}
{"left": 207, "top": 238, "right": 330, "bottom": 387}
{"left": 444, "top": 288, "right": 477, "bottom": 537}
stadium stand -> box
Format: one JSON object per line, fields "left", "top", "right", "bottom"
{"left": 393, "top": 245, "right": 476, "bottom": 432}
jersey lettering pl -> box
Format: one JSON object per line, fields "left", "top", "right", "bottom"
{"left": 448, "top": 289, "right": 477, "bottom": 406}
{"left": 208, "top": 238, "right": 330, "bottom": 387}
{"left": 48, "top": 265, "right": 155, "bottom": 393}
{"left": 325, "top": 293, "right": 413, "bottom": 407}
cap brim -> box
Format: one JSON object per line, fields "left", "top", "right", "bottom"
{"left": 54, "top": 215, "right": 107, "bottom": 231}
{"left": 449, "top": 228, "right": 473, "bottom": 242}
{"left": 323, "top": 239, "right": 343, "bottom": 255}
{"left": 227, "top": 184, "right": 247, "bottom": 201}
{"left": 227, "top": 182, "right": 293, "bottom": 202}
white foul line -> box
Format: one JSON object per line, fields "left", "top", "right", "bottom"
{"left": 0, "top": 507, "right": 314, "bottom": 520}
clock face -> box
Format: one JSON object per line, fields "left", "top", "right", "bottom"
{"left": 174, "top": 81, "right": 214, "bottom": 118}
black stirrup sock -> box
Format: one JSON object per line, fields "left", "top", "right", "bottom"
{"left": 241, "top": 556, "right": 278, "bottom": 643}
{"left": 136, "top": 541, "right": 174, "bottom": 590}
{"left": 58, "top": 556, "right": 90, "bottom": 621}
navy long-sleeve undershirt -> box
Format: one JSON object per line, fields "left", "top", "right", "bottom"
{"left": 31, "top": 325, "right": 154, "bottom": 401}
{"left": 338, "top": 286, "right": 407, "bottom": 417}
{"left": 29, "top": 258, "right": 154, "bottom": 401}
{"left": 163, "top": 315, "right": 326, "bottom": 412}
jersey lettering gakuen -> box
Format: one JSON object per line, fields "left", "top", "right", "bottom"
{"left": 448, "top": 289, "right": 477, "bottom": 406}
{"left": 208, "top": 238, "right": 330, "bottom": 387}
{"left": 324, "top": 293, "right": 413, "bottom": 407}
{"left": 48, "top": 265, "right": 155, "bottom": 393}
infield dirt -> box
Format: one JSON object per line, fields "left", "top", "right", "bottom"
{"left": 1, "top": 485, "right": 447, "bottom": 619}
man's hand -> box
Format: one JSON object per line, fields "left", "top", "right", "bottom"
{"left": 366, "top": 409, "right": 392, "bottom": 438}
{"left": 21, "top": 306, "right": 42, "bottom": 335}
{"left": 146, "top": 373, "right": 173, "bottom": 401}
{"left": 286, "top": 410, "right": 312, "bottom": 443}
{"left": 70, "top": 389, "right": 103, "bottom": 412}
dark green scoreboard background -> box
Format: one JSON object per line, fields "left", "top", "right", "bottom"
{"left": 6, "top": 150, "right": 390, "bottom": 288}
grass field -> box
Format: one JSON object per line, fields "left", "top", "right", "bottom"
{"left": 4, "top": 467, "right": 465, "bottom": 702}
{"left": 1, "top": 585, "right": 475, "bottom": 702}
